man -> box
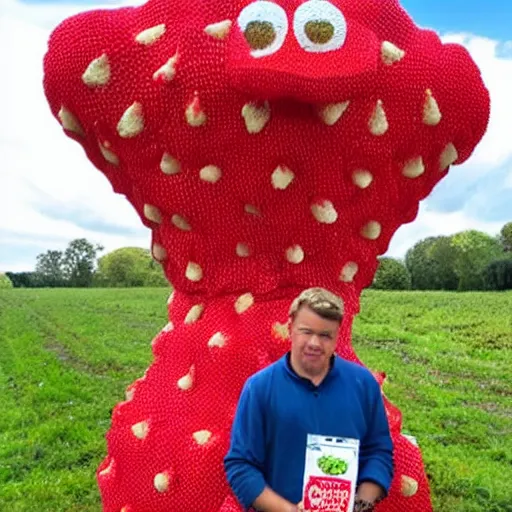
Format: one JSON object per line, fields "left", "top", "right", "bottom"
{"left": 224, "top": 287, "right": 394, "bottom": 512}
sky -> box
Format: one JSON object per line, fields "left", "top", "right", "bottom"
{"left": 0, "top": 0, "right": 511, "bottom": 273}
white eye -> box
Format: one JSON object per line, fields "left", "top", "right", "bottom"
{"left": 293, "top": 0, "right": 347, "bottom": 53}
{"left": 237, "top": 1, "right": 289, "bottom": 58}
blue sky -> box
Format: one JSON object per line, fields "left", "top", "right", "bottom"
{"left": 401, "top": 0, "right": 511, "bottom": 41}
{"left": 19, "top": 0, "right": 512, "bottom": 39}
{"left": 0, "top": 0, "right": 511, "bottom": 272}
{"left": 20, "top": 0, "right": 512, "bottom": 38}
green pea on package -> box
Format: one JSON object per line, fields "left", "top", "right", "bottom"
{"left": 302, "top": 434, "right": 360, "bottom": 512}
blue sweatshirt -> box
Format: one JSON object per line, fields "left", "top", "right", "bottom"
{"left": 224, "top": 353, "right": 394, "bottom": 509}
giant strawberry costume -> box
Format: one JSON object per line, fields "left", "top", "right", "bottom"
{"left": 42, "top": 0, "right": 490, "bottom": 510}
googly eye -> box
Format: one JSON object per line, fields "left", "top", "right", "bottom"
{"left": 293, "top": 0, "right": 347, "bottom": 53}
{"left": 237, "top": 1, "right": 289, "bottom": 58}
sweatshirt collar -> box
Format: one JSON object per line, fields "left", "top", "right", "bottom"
{"left": 284, "top": 351, "right": 339, "bottom": 388}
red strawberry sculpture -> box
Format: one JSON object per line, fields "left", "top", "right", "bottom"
{"left": 43, "top": 0, "right": 490, "bottom": 510}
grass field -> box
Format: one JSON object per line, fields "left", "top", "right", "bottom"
{"left": 0, "top": 288, "right": 511, "bottom": 511}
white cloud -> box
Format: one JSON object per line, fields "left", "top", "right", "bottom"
{"left": 386, "top": 204, "right": 505, "bottom": 259}
{"left": 0, "top": 0, "right": 150, "bottom": 272}
{"left": 0, "top": 0, "right": 510, "bottom": 272}
{"left": 440, "top": 33, "right": 512, "bottom": 171}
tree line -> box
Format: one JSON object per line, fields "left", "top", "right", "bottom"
{"left": 372, "top": 222, "right": 512, "bottom": 291}
{"left": 1, "top": 222, "right": 511, "bottom": 291}
{"left": 2, "top": 239, "right": 168, "bottom": 289}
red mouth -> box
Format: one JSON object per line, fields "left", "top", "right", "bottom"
{"left": 227, "top": 12, "right": 380, "bottom": 103}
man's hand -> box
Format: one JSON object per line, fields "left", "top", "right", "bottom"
{"left": 356, "top": 481, "right": 384, "bottom": 502}
{"left": 353, "top": 481, "right": 385, "bottom": 511}
{"left": 252, "top": 486, "right": 299, "bottom": 512}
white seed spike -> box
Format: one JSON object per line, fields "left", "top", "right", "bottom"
{"left": 440, "top": 143, "right": 458, "bottom": 170}
{"left": 200, "top": 165, "right": 222, "bottom": 183}
{"left": 58, "top": 107, "right": 84, "bottom": 136}
{"left": 163, "top": 321, "right": 174, "bottom": 332}
{"left": 143, "top": 204, "right": 162, "bottom": 224}
{"left": 136, "top": 24, "right": 166, "bottom": 45}
{"left": 160, "top": 153, "right": 180, "bottom": 175}
{"left": 381, "top": 41, "right": 405, "bottom": 65}
{"left": 177, "top": 365, "right": 194, "bottom": 390}
{"left": 99, "top": 142, "right": 119, "bottom": 165}
{"left": 193, "top": 430, "right": 212, "bottom": 445}
{"left": 153, "top": 472, "right": 169, "bottom": 493}
{"left": 361, "top": 221, "right": 382, "bottom": 240}
{"left": 340, "top": 261, "right": 359, "bottom": 282}
{"left": 184, "top": 304, "right": 204, "bottom": 324}
{"left": 272, "top": 322, "right": 289, "bottom": 340}
{"left": 172, "top": 214, "right": 191, "bottom": 231}
{"left": 152, "top": 243, "right": 167, "bottom": 262}
{"left": 208, "top": 332, "right": 226, "bottom": 348}
{"left": 244, "top": 204, "right": 261, "bottom": 216}
{"left": 286, "top": 245, "right": 305, "bottom": 264}
{"left": 153, "top": 54, "right": 178, "bottom": 82}
{"left": 99, "top": 459, "right": 114, "bottom": 476}
{"left": 319, "top": 101, "right": 350, "bottom": 126}
{"left": 311, "top": 200, "right": 338, "bottom": 224}
{"left": 423, "top": 89, "right": 442, "bottom": 126}
{"left": 352, "top": 170, "right": 373, "bottom": 189}
{"left": 271, "top": 165, "right": 295, "bottom": 190}
{"left": 186, "top": 96, "right": 206, "bottom": 127}
{"left": 402, "top": 157, "right": 425, "bottom": 178}
{"left": 369, "top": 100, "right": 388, "bottom": 136}
{"left": 236, "top": 243, "right": 250, "bottom": 257}
{"left": 235, "top": 293, "right": 254, "bottom": 314}
{"left": 117, "top": 102, "right": 144, "bottom": 138}
{"left": 82, "top": 54, "right": 110, "bottom": 87}
{"left": 177, "top": 374, "right": 192, "bottom": 391}
{"left": 204, "top": 20, "right": 232, "bottom": 40}
{"left": 185, "top": 262, "right": 203, "bottom": 282}
{"left": 242, "top": 102, "right": 270, "bottom": 134}
{"left": 131, "top": 421, "right": 149, "bottom": 439}
{"left": 125, "top": 385, "right": 135, "bottom": 401}
{"left": 401, "top": 475, "right": 419, "bottom": 497}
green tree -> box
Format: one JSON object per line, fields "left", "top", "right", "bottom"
{"left": 0, "top": 273, "right": 13, "bottom": 289}
{"left": 405, "top": 237, "right": 435, "bottom": 290}
{"left": 95, "top": 247, "right": 167, "bottom": 287}
{"left": 500, "top": 222, "right": 512, "bottom": 252}
{"left": 428, "top": 236, "right": 459, "bottom": 290}
{"left": 483, "top": 259, "right": 512, "bottom": 291}
{"left": 5, "top": 272, "right": 44, "bottom": 288}
{"left": 35, "top": 250, "right": 66, "bottom": 287}
{"left": 143, "top": 264, "right": 169, "bottom": 287}
{"left": 372, "top": 257, "right": 412, "bottom": 290}
{"left": 63, "top": 238, "right": 104, "bottom": 287}
{"left": 405, "top": 236, "right": 458, "bottom": 290}
{"left": 450, "top": 230, "right": 505, "bottom": 291}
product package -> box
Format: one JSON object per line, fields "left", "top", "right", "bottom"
{"left": 302, "top": 434, "right": 360, "bottom": 512}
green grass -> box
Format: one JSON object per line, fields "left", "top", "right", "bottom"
{"left": 0, "top": 288, "right": 511, "bottom": 511}
{"left": 352, "top": 291, "right": 512, "bottom": 512}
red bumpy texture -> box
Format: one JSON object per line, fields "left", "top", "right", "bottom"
{"left": 42, "top": 0, "right": 490, "bottom": 510}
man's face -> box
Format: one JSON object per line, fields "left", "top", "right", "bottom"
{"left": 290, "top": 305, "right": 340, "bottom": 378}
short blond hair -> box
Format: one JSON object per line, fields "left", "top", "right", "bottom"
{"left": 289, "top": 287, "right": 344, "bottom": 322}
